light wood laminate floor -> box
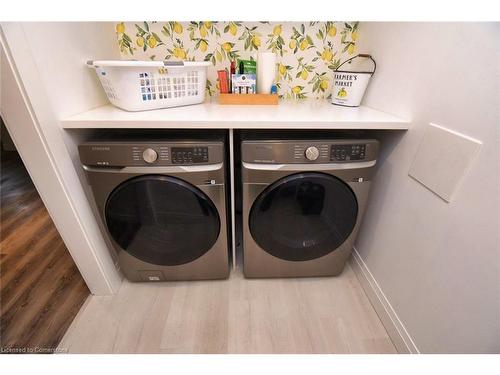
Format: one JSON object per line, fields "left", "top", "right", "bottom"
{"left": 58, "top": 263, "right": 395, "bottom": 354}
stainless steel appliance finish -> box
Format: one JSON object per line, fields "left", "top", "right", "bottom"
{"left": 79, "top": 139, "right": 229, "bottom": 282}
{"left": 241, "top": 139, "right": 379, "bottom": 278}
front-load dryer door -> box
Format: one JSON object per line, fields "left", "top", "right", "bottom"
{"left": 249, "top": 172, "right": 358, "bottom": 261}
{"left": 105, "top": 175, "right": 220, "bottom": 266}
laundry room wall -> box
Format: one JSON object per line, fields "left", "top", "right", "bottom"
{"left": 114, "top": 21, "right": 360, "bottom": 99}
{"left": 1, "top": 22, "right": 122, "bottom": 295}
{"left": 353, "top": 23, "right": 500, "bottom": 353}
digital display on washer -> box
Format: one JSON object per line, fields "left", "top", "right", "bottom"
{"left": 171, "top": 147, "right": 208, "bottom": 164}
{"left": 330, "top": 144, "right": 366, "bottom": 161}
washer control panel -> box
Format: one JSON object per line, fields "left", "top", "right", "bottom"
{"left": 79, "top": 142, "right": 223, "bottom": 167}
{"left": 293, "top": 144, "right": 330, "bottom": 162}
{"left": 171, "top": 147, "right": 209, "bottom": 164}
{"left": 132, "top": 145, "right": 169, "bottom": 164}
{"left": 304, "top": 146, "right": 320, "bottom": 161}
{"left": 142, "top": 148, "right": 158, "bottom": 163}
{"left": 330, "top": 144, "right": 366, "bottom": 161}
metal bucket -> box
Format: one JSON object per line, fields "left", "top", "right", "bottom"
{"left": 331, "top": 54, "right": 376, "bottom": 107}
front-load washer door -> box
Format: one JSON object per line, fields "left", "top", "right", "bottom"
{"left": 249, "top": 172, "right": 358, "bottom": 261}
{"left": 105, "top": 175, "right": 220, "bottom": 266}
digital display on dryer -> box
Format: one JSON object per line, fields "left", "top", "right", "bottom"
{"left": 330, "top": 144, "right": 366, "bottom": 161}
{"left": 171, "top": 147, "right": 209, "bottom": 164}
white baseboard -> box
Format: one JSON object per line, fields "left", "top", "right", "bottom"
{"left": 350, "top": 247, "right": 419, "bottom": 354}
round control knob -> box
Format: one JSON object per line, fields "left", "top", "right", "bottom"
{"left": 305, "top": 146, "right": 320, "bottom": 161}
{"left": 142, "top": 148, "right": 158, "bottom": 164}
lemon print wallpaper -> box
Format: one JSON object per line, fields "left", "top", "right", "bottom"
{"left": 115, "top": 21, "right": 359, "bottom": 99}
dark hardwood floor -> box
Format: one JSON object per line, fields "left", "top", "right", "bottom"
{"left": 0, "top": 150, "right": 89, "bottom": 353}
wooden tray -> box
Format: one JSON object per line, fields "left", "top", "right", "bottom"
{"left": 218, "top": 93, "right": 279, "bottom": 105}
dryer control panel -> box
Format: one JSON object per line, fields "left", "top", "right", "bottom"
{"left": 330, "top": 144, "right": 366, "bottom": 161}
{"left": 171, "top": 147, "right": 209, "bottom": 164}
{"left": 242, "top": 139, "right": 379, "bottom": 164}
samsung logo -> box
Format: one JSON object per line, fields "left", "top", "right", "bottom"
{"left": 92, "top": 146, "right": 110, "bottom": 151}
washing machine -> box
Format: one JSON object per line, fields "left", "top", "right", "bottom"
{"left": 79, "top": 136, "right": 230, "bottom": 282}
{"left": 241, "top": 138, "right": 379, "bottom": 278}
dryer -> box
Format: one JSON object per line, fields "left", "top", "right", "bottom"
{"left": 79, "top": 137, "right": 229, "bottom": 282}
{"left": 241, "top": 138, "right": 379, "bottom": 278}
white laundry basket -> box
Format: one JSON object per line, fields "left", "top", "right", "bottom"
{"left": 87, "top": 60, "right": 211, "bottom": 111}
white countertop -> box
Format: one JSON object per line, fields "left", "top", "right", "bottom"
{"left": 61, "top": 100, "right": 410, "bottom": 130}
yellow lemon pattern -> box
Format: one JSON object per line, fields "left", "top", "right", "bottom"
{"left": 221, "top": 42, "right": 233, "bottom": 52}
{"left": 199, "top": 40, "right": 208, "bottom": 52}
{"left": 321, "top": 49, "right": 333, "bottom": 62}
{"left": 327, "top": 25, "right": 337, "bottom": 37}
{"left": 147, "top": 36, "right": 157, "bottom": 48}
{"left": 173, "top": 22, "right": 183, "bottom": 34}
{"left": 337, "top": 88, "right": 347, "bottom": 98}
{"left": 115, "top": 21, "right": 359, "bottom": 99}
{"left": 251, "top": 36, "right": 261, "bottom": 48}
{"left": 227, "top": 22, "right": 238, "bottom": 36}
{"left": 116, "top": 22, "right": 125, "bottom": 34}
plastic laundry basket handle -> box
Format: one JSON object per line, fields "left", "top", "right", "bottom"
{"left": 336, "top": 54, "right": 377, "bottom": 75}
